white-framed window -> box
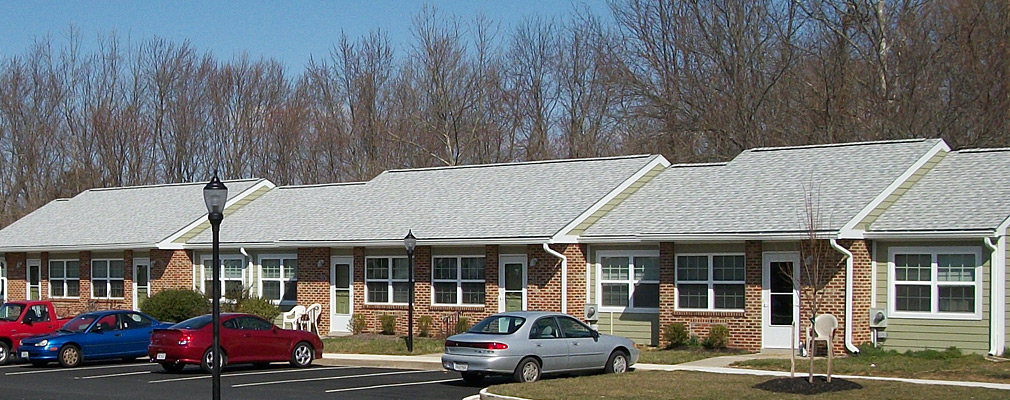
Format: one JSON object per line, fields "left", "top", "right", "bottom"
{"left": 432, "top": 256, "right": 486, "bottom": 306}
{"left": 597, "top": 251, "right": 660, "bottom": 312}
{"left": 258, "top": 255, "right": 297, "bottom": 304}
{"left": 49, "top": 260, "right": 81, "bottom": 298}
{"left": 888, "top": 246, "right": 983, "bottom": 320}
{"left": 365, "top": 257, "right": 409, "bottom": 304}
{"left": 675, "top": 253, "right": 745, "bottom": 311}
{"left": 200, "top": 256, "right": 246, "bottom": 299}
{"left": 91, "top": 259, "right": 125, "bottom": 299}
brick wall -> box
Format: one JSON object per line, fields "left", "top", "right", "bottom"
{"left": 297, "top": 247, "right": 331, "bottom": 332}
{"left": 5, "top": 253, "right": 26, "bottom": 302}
{"left": 151, "top": 249, "right": 195, "bottom": 293}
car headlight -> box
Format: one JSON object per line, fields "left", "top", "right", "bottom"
{"left": 34, "top": 340, "right": 48, "bottom": 347}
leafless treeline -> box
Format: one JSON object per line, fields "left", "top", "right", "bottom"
{"left": 0, "top": 0, "right": 1007, "bottom": 226}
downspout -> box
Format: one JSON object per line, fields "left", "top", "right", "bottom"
{"left": 830, "top": 239, "right": 860, "bottom": 354}
{"left": 543, "top": 243, "right": 568, "bottom": 314}
{"left": 240, "top": 247, "right": 251, "bottom": 292}
{"left": 983, "top": 237, "right": 1005, "bottom": 356}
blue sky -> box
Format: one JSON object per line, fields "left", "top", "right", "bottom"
{"left": 1, "top": 0, "right": 610, "bottom": 72}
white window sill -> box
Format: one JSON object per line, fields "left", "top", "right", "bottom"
{"left": 598, "top": 307, "right": 660, "bottom": 314}
{"left": 888, "top": 311, "right": 982, "bottom": 321}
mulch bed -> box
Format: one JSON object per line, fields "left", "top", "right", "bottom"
{"left": 753, "top": 376, "right": 863, "bottom": 395}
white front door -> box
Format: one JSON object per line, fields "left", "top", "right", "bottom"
{"left": 330, "top": 256, "right": 353, "bottom": 333}
{"left": 499, "top": 255, "right": 527, "bottom": 312}
{"left": 133, "top": 258, "right": 151, "bottom": 311}
{"left": 27, "top": 259, "right": 41, "bottom": 300}
{"left": 762, "top": 252, "right": 800, "bottom": 349}
{"left": 1, "top": 260, "right": 7, "bottom": 303}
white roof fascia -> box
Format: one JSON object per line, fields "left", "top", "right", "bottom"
{"left": 578, "top": 232, "right": 833, "bottom": 243}
{"left": 0, "top": 243, "right": 156, "bottom": 253}
{"left": 863, "top": 230, "right": 994, "bottom": 240}
{"left": 838, "top": 140, "right": 951, "bottom": 239}
{"left": 157, "top": 179, "right": 276, "bottom": 250}
{"left": 995, "top": 214, "right": 1010, "bottom": 237}
{"left": 550, "top": 155, "right": 670, "bottom": 241}
{"left": 182, "top": 237, "right": 553, "bottom": 250}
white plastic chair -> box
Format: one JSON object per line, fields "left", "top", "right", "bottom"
{"left": 301, "top": 303, "right": 321, "bottom": 334}
{"left": 806, "top": 313, "right": 838, "bottom": 383}
{"left": 282, "top": 305, "right": 306, "bottom": 330}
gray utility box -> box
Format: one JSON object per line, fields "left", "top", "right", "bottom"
{"left": 584, "top": 303, "right": 599, "bottom": 321}
{"left": 869, "top": 307, "right": 887, "bottom": 328}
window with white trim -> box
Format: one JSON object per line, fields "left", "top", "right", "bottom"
{"left": 49, "top": 260, "right": 80, "bottom": 298}
{"left": 92, "top": 259, "right": 125, "bottom": 299}
{"left": 889, "top": 247, "right": 982, "bottom": 319}
{"left": 201, "top": 256, "right": 246, "bottom": 299}
{"left": 432, "top": 256, "right": 485, "bottom": 306}
{"left": 259, "top": 256, "right": 297, "bottom": 303}
{"left": 598, "top": 252, "right": 659, "bottom": 311}
{"left": 675, "top": 254, "right": 745, "bottom": 311}
{"left": 365, "top": 257, "right": 409, "bottom": 304}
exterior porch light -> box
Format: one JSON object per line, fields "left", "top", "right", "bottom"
{"left": 404, "top": 230, "right": 416, "bottom": 352}
{"left": 203, "top": 171, "right": 227, "bottom": 400}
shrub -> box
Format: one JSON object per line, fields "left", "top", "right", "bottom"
{"left": 380, "top": 314, "right": 397, "bottom": 335}
{"left": 688, "top": 334, "right": 701, "bottom": 347}
{"left": 454, "top": 316, "right": 470, "bottom": 334}
{"left": 663, "top": 322, "right": 690, "bottom": 349}
{"left": 702, "top": 325, "right": 729, "bottom": 349}
{"left": 237, "top": 296, "right": 280, "bottom": 321}
{"left": 350, "top": 314, "right": 367, "bottom": 334}
{"left": 418, "top": 315, "right": 433, "bottom": 337}
{"left": 141, "top": 289, "right": 210, "bottom": 323}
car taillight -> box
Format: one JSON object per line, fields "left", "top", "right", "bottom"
{"left": 486, "top": 342, "right": 508, "bottom": 350}
{"left": 178, "top": 334, "right": 191, "bottom": 345}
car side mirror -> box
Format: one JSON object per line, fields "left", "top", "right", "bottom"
{"left": 591, "top": 329, "right": 600, "bottom": 341}
{"left": 92, "top": 325, "right": 103, "bottom": 333}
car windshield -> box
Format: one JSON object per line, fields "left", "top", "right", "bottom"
{"left": 467, "top": 316, "right": 526, "bottom": 335}
{"left": 61, "top": 315, "right": 98, "bottom": 333}
{"left": 0, "top": 303, "right": 24, "bottom": 322}
{"left": 171, "top": 315, "right": 212, "bottom": 330}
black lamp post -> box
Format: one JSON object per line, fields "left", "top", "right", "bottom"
{"left": 403, "top": 230, "right": 416, "bottom": 353}
{"left": 203, "top": 171, "right": 227, "bottom": 400}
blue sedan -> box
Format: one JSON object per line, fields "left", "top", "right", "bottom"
{"left": 19, "top": 310, "right": 170, "bottom": 367}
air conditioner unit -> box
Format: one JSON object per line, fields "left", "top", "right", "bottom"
{"left": 869, "top": 307, "right": 887, "bottom": 328}
{"left": 584, "top": 303, "right": 599, "bottom": 321}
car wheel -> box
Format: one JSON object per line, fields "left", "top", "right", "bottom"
{"left": 30, "top": 360, "right": 48, "bottom": 367}
{"left": 289, "top": 342, "right": 313, "bottom": 368}
{"left": 58, "top": 345, "right": 82, "bottom": 368}
{"left": 200, "top": 348, "right": 227, "bottom": 374}
{"left": 461, "top": 371, "right": 485, "bottom": 384}
{"left": 160, "top": 362, "right": 185, "bottom": 373}
{"left": 513, "top": 357, "right": 541, "bottom": 383}
{"left": 604, "top": 350, "right": 629, "bottom": 374}
{"left": 0, "top": 341, "right": 9, "bottom": 365}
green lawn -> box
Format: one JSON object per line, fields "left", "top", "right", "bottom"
{"left": 322, "top": 334, "right": 444, "bottom": 355}
{"left": 637, "top": 347, "right": 746, "bottom": 365}
{"left": 488, "top": 370, "right": 1010, "bottom": 400}
{"left": 733, "top": 347, "right": 1010, "bottom": 383}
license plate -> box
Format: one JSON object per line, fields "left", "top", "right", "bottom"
{"left": 20, "top": 351, "right": 28, "bottom": 360}
{"left": 453, "top": 362, "right": 467, "bottom": 371}
{"left": 156, "top": 353, "right": 166, "bottom": 360}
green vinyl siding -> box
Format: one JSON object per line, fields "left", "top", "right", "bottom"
{"left": 569, "top": 164, "right": 665, "bottom": 236}
{"left": 595, "top": 311, "right": 659, "bottom": 346}
{"left": 174, "top": 185, "right": 272, "bottom": 244}
{"left": 857, "top": 151, "right": 946, "bottom": 231}
{"left": 875, "top": 241, "right": 990, "bottom": 354}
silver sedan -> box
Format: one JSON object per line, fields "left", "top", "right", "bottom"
{"left": 441, "top": 311, "right": 640, "bottom": 383}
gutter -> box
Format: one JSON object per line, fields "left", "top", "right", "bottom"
{"left": 830, "top": 239, "right": 860, "bottom": 354}
{"left": 542, "top": 243, "right": 568, "bottom": 314}
{"left": 984, "top": 237, "right": 1005, "bottom": 356}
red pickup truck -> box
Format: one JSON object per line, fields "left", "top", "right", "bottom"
{"left": 0, "top": 301, "right": 74, "bottom": 365}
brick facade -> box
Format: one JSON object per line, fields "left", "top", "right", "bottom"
{"left": 297, "top": 247, "right": 331, "bottom": 332}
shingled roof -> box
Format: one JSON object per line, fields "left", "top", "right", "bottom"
{"left": 581, "top": 139, "right": 946, "bottom": 239}
{"left": 0, "top": 179, "right": 264, "bottom": 252}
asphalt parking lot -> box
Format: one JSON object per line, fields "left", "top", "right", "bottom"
{"left": 0, "top": 359, "right": 496, "bottom": 400}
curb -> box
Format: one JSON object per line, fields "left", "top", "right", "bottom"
{"left": 319, "top": 353, "right": 443, "bottom": 371}
{"left": 478, "top": 387, "right": 531, "bottom": 400}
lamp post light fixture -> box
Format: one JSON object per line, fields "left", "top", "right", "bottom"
{"left": 203, "top": 171, "right": 228, "bottom": 400}
{"left": 403, "top": 230, "right": 417, "bottom": 353}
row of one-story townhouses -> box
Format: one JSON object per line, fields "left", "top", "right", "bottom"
{"left": 0, "top": 138, "right": 1008, "bottom": 356}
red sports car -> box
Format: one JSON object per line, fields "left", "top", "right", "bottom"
{"left": 148, "top": 313, "right": 323, "bottom": 373}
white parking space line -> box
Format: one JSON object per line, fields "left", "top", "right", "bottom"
{"left": 231, "top": 369, "right": 436, "bottom": 388}
{"left": 149, "top": 366, "right": 354, "bottom": 384}
{"left": 77, "top": 370, "right": 152, "bottom": 380}
{"left": 324, "top": 378, "right": 460, "bottom": 393}
{"left": 6, "top": 363, "right": 157, "bottom": 376}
